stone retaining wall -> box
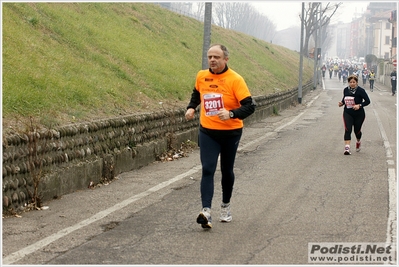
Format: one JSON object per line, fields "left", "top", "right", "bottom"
{"left": 2, "top": 81, "right": 313, "bottom": 212}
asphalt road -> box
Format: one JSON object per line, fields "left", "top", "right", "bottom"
{"left": 2, "top": 76, "right": 397, "bottom": 265}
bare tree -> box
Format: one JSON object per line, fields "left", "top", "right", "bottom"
{"left": 213, "top": 2, "right": 228, "bottom": 28}
{"left": 192, "top": 2, "right": 205, "bottom": 21}
{"left": 300, "top": 2, "right": 341, "bottom": 57}
{"left": 320, "top": 17, "right": 334, "bottom": 57}
{"left": 170, "top": 2, "right": 192, "bottom": 15}
{"left": 212, "top": 2, "right": 276, "bottom": 43}
{"left": 234, "top": 4, "right": 276, "bottom": 41}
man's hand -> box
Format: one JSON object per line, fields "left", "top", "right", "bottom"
{"left": 185, "top": 108, "right": 195, "bottom": 121}
{"left": 217, "top": 108, "right": 230, "bottom": 121}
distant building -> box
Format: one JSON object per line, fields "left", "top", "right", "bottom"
{"left": 326, "top": 2, "right": 396, "bottom": 62}
{"left": 365, "top": 2, "right": 397, "bottom": 60}
{"left": 388, "top": 9, "right": 397, "bottom": 61}
{"left": 337, "top": 22, "right": 351, "bottom": 59}
{"left": 368, "top": 10, "right": 394, "bottom": 60}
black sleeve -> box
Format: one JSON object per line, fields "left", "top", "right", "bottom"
{"left": 360, "top": 89, "right": 371, "bottom": 107}
{"left": 341, "top": 88, "right": 347, "bottom": 104}
{"left": 231, "top": 96, "right": 256, "bottom": 120}
{"left": 186, "top": 88, "right": 201, "bottom": 110}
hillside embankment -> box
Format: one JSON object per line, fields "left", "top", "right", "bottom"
{"left": 2, "top": 2, "right": 315, "bottom": 214}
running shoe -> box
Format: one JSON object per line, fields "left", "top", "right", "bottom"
{"left": 344, "top": 145, "right": 351, "bottom": 155}
{"left": 220, "top": 203, "right": 232, "bottom": 222}
{"left": 197, "top": 208, "right": 212, "bottom": 228}
{"left": 356, "top": 141, "right": 361, "bottom": 152}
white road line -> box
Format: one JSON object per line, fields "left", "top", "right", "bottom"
{"left": 373, "top": 109, "right": 397, "bottom": 257}
{"left": 387, "top": 168, "right": 397, "bottom": 243}
{"left": 4, "top": 94, "right": 321, "bottom": 265}
{"left": 6, "top": 90, "right": 392, "bottom": 265}
{"left": 240, "top": 94, "right": 320, "bottom": 151}
{"left": 373, "top": 109, "right": 393, "bottom": 158}
{"left": 3, "top": 165, "right": 201, "bottom": 265}
{"left": 306, "top": 94, "right": 320, "bottom": 107}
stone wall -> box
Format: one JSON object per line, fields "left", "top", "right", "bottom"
{"left": 2, "top": 81, "right": 313, "bottom": 212}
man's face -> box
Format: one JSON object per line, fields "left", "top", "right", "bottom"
{"left": 207, "top": 46, "right": 228, "bottom": 73}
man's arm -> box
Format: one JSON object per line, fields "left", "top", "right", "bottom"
{"left": 230, "top": 96, "right": 256, "bottom": 120}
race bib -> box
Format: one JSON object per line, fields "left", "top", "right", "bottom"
{"left": 203, "top": 93, "right": 224, "bottom": 116}
{"left": 344, "top": 96, "right": 355, "bottom": 108}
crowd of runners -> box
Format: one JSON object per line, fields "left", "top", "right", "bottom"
{"left": 321, "top": 58, "right": 377, "bottom": 91}
{"left": 321, "top": 57, "right": 396, "bottom": 96}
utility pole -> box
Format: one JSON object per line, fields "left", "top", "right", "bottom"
{"left": 379, "top": 20, "right": 383, "bottom": 59}
{"left": 298, "top": 2, "right": 305, "bottom": 104}
{"left": 313, "top": 3, "right": 318, "bottom": 90}
{"left": 317, "top": 4, "right": 322, "bottom": 86}
{"left": 364, "top": 26, "right": 370, "bottom": 56}
{"left": 202, "top": 3, "right": 212, "bottom": 70}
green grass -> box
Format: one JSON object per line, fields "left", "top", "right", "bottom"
{"left": 2, "top": 2, "right": 314, "bottom": 129}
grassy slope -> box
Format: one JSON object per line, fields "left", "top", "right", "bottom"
{"left": 2, "top": 2, "right": 314, "bottom": 132}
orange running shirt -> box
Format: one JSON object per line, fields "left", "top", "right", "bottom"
{"left": 195, "top": 68, "right": 252, "bottom": 130}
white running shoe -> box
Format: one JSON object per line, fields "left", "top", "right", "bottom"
{"left": 220, "top": 203, "right": 232, "bottom": 222}
{"left": 344, "top": 145, "right": 351, "bottom": 155}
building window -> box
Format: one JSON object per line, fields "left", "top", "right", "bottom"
{"left": 385, "top": 22, "right": 391, "bottom": 30}
{"left": 385, "top": 36, "right": 390, "bottom": 45}
{"left": 384, "top": 52, "right": 389, "bottom": 59}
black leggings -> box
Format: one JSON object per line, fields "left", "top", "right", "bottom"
{"left": 199, "top": 130, "right": 241, "bottom": 208}
{"left": 343, "top": 111, "right": 365, "bottom": 141}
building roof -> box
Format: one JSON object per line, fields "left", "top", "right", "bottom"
{"left": 368, "top": 10, "right": 394, "bottom": 23}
